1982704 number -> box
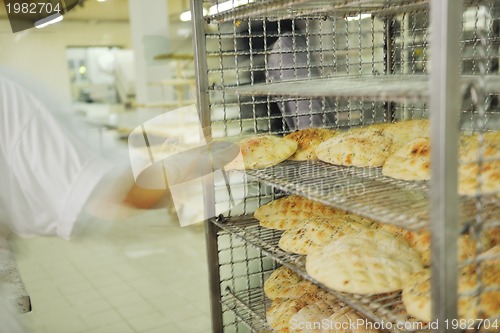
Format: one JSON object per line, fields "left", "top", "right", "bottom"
{"left": 6, "top": 2, "right": 61, "bottom": 14}
{"left": 444, "top": 319, "right": 499, "bottom": 330}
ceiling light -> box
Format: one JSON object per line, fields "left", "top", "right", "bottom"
{"left": 208, "top": 0, "right": 252, "bottom": 15}
{"left": 179, "top": 11, "right": 192, "bottom": 22}
{"left": 97, "top": 0, "right": 108, "bottom": 2}
{"left": 35, "top": 13, "right": 64, "bottom": 29}
{"left": 179, "top": 8, "right": 208, "bottom": 22}
{"left": 346, "top": 13, "right": 372, "bottom": 21}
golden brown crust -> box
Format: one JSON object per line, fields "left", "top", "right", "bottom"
{"left": 285, "top": 128, "right": 337, "bottom": 161}
{"left": 458, "top": 160, "right": 500, "bottom": 196}
{"left": 381, "top": 119, "right": 430, "bottom": 154}
{"left": 279, "top": 215, "right": 371, "bottom": 255}
{"left": 382, "top": 137, "right": 431, "bottom": 181}
{"left": 225, "top": 135, "right": 298, "bottom": 170}
{"left": 316, "top": 130, "right": 392, "bottom": 167}
{"left": 403, "top": 252, "right": 500, "bottom": 322}
{"left": 264, "top": 266, "right": 302, "bottom": 300}
{"left": 254, "top": 196, "right": 346, "bottom": 230}
{"left": 459, "top": 132, "right": 500, "bottom": 163}
{"left": 306, "top": 230, "right": 423, "bottom": 294}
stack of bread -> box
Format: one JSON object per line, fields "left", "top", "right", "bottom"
{"left": 255, "top": 195, "right": 500, "bottom": 331}
{"left": 226, "top": 120, "right": 500, "bottom": 196}
{"left": 264, "top": 266, "right": 379, "bottom": 333}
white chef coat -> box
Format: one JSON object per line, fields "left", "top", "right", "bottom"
{"left": 0, "top": 75, "right": 113, "bottom": 240}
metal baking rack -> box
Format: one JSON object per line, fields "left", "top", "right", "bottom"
{"left": 214, "top": 75, "right": 500, "bottom": 103}
{"left": 243, "top": 160, "right": 500, "bottom": 231}
{"left": 213, "top": 215, "right": 430, "bottom": 333}
{"left": 221, "top": 287, "right": 272, "bottom": 332}
{"left": 205, "top": 0, "right": 430, "bottom": 23}
{"left": 191, "top": 0, "right": 500, "bottom": 331}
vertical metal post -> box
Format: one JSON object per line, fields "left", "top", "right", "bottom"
{"left": 384, "top": 17, "right": 396, "bottom": 122}
{"left": 190, "top": 1, "right": 223, "bottom": 332}
{"left": 429, "top": 0, "right": 462, "bottom": 331}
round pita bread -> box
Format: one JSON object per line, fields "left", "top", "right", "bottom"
{"left": 279, "top": 215, "right": 371, "bottom": 255}
{"left": 403, "top": 248, "right": 500, "bottom": 322}
{"left": 254, "top": 196, "right": 346, "bottom": 230}
{"left": 306, "top": 230, "right": 423, "bottom": 294}
{"left": 225, "top": 135, "right": 298, "bottom": 170}
{"left": 316, "top": 130, "right": 392, "bottom": 167}
{"left": 382, "top": 137, "right": 431, "bottom": 181}
{"left": 285, "top": 128, "right": 337, "bottom": 161}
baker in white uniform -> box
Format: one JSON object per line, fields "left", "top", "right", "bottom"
{"left": 0, "top": 73, "right": 167, "bottom": 332}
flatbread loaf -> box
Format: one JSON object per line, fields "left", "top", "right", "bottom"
{"left": 289, "top": 293, "right": 343, "bottom": 333}
{"left": 255, "top": 196, "right": 346, "bottom": 230}
{"left": 269, "top": 293, "right": 329, "bottom": 332}
{"left": 264, "top": 266, "right": 320, "bottom": 300}
{"left": 458, "top": 160, "right": 500, "bottom": 196}
{"left": 403, "top": 248, "right": 500, "bottom": 322}
{"left": 285, "top": 128, "right": 337, "bottom": 161}
{"left": 380, "top": 225, "right": 476, "bottom": 266}
{"left": 459, "top": 132, "right": 500, "bottom": 163}
{"left": 324, "top": 307, "right": 380, "bottom": 333}
{"left": 381, "top": 119, "right": 429, "bottom": 154}
{"left": 382, "top": 137, "right": 431, "bottom": 181}
{"left": 306, "top": 229, "right": 423, "bottom": 294}
{"left": 279, "top": 215, "right": 371, "bottom": 255}
{"left": 264, "top": 266, "right": 302, "bottom": 300}
{"left": 267, "top": 298, "right": 310, "bottom": 333}
{"left": 225, "top": 135, "right": 298, "bottom": 170}
{"left": 316, "top": 129, "right": 392, "bottom": 167}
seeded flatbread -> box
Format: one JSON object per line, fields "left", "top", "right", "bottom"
{"left": 324, "top": 307, "right": 380, "bottom": 333}
{"left": 255, "top": 196, "right": 346, "bottom": 230}
{"left": 225, "top": 135, "right": 298, "bottom": 170}
{"left": 381, "top": 225, "right": 476, "bottom": 266}
{"left": 267, "top": 293, "right": 328, "bottom": 333}
{"left": 403, "top": 247, "right": 500, "bottom": 322}
{"left": 289, "top": 293, "right": 344, "bottom": 333}
{"left": 382, "top": 137, "right": 431, "bottom": 181}
{"left": 459, "top": 132, "right": 500, "bottom": 163}
{"left": 458, "top": 160, "right": 500, "bottom": 196}
{"left": 264, "top": 266, "right": 302, "bottom": 300}
{"left": 381, "top": 119, "right": 429, "bottom": 154}
{"left": 306, "top": 229, "right": 423, "bottom": 294}
{"left": 264, "top": 266, "right": 320, "bottom": 300}
{"left": 285, "top": 128, "right": 338, "bottom": 161}
{"left": 316, "top": 129, "right": 392, "bottom": 167}
{"left": 279, "top": 215, "right": 372, "bottom": 255}
{"left": 267, "top": 298, "right": 310, "bottom": 333}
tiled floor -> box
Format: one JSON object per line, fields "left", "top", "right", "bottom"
{"left": 10, "top": 194, "right": 211, "bottom": 333}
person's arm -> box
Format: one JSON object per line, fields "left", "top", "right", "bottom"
{"left": 123, "top": 184, "right": 166, "bottom": 209}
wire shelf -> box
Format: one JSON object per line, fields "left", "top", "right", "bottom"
{"left": 213, "top": 215, "right": 429, "bottom": 333}
{"left": 221, "top": 287, "right": 273, "bottom": 332}
{"left": 204, "top": 0, "right": 488, "bottom": 23}
{"left": 214, "top": 75, "right": 500, "bottom": 103}
{"left": 240, "top": 160, "right": 499, "bottom": 230}
{"left": 205, "top": 0, "right": 429, "bottom": 23}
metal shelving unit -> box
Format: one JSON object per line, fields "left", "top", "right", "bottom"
{"left": 213, "top": 215, "right": 427, "bottom": 332}
{"left": 215, "top": 75, "right": 500, "bottom": 103}
{"left": 191, "top": 0, "right": 500, "bottom": 332}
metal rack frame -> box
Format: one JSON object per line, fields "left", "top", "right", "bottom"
{"left": 191, "top": 0, "right": 500, "bottom": 332}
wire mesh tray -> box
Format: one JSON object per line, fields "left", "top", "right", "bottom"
{"left": 242, "top": 160, "right": 499, "bottom": 231}
{"left": 215, "top": 75, "right": 500, "bottom": 103}
{"left": 205, "top": 0, "right": 429, "bottom": 23}
{"left": 221, "top": 287, "right": 274, "bottom": 332}
{"left": 204, "top": 0, "right": 487, "bottom": 23}
{"left": 213, "top": 215, "right": 430, "bottom": 333}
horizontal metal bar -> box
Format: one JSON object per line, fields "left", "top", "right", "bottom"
{"left": 214, "top": 75, "right": 500, "bottom": 103}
